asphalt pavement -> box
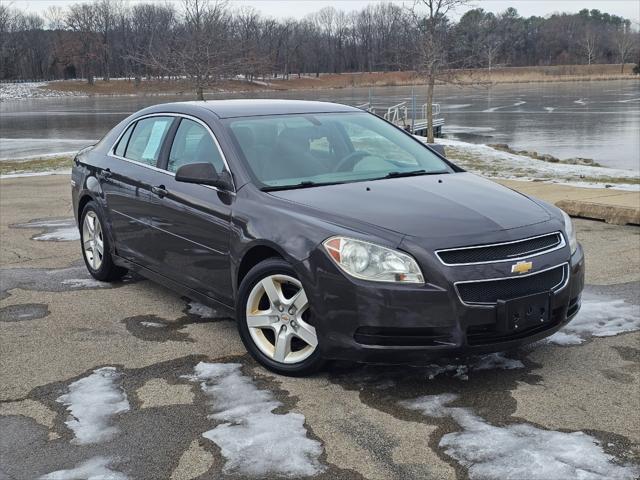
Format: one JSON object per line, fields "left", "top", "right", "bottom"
{"left": 1, "top": 175, "right": 639, "bottom": 480}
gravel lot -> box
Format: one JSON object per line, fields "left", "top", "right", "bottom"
{"left": 1, "top": 175, "right": 639, "bottom": 480}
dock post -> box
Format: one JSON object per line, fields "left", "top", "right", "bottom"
{"left": 411, "top": 86, "right": 416, "bottom": 134}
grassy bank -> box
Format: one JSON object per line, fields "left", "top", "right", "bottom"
{"left": 0, "top": 155, "right": 73, "bottom": 176}
{"left": 42, "top": 64, "right": 637, "bottom": 97}
{"left": 439, "top": 140, "right": 640, "bottom": 190}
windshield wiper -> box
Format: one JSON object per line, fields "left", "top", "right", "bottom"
{"left": 382, "top": 169, "right": 449, "bottom": 179}
{"left": 261, "top": 180, "right": 344, "bottom": 192}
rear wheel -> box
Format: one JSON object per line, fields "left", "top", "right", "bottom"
{"left": 80, "top": 201, "right": 127, "bottom": 282}
{"left": 237, "top": 258, "right": 324, "bottom": 376}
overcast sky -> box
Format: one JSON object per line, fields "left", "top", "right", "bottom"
{"left": 15, "top": 0, "right": 640, "bottom": 23}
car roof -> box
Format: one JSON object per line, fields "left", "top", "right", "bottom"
{"left": 149, "top": 99, "right": 361, "bottom": 119}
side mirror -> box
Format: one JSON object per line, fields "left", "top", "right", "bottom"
{"left": 175, "top": 162, "right": 233, "bottom": 191}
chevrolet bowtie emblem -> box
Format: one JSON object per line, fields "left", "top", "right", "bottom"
{"left": 511, "top": 261, "right": 533, "bottom": 274}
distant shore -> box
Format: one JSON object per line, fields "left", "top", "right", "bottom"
{"left": 0, "top": 63, "right": 634, "bottom": 101}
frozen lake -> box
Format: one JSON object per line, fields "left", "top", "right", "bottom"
{"left": 1, "top": 80, "right": 638, "bottom": 171}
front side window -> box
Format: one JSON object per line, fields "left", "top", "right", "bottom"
{"left": 168, "top": 119, "right": 225, "bottom": 173}
{"left": 226, "top": 112, "right": 452, "bottom": 189}
{"left": 123, "top": 117, "right": 173, "bottom": 166}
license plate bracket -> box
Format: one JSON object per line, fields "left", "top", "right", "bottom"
{"left": 497, "top": 291, "right": 551, "bottom": 333}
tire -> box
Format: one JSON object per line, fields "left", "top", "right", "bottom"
{"left": 237, "top": 258, "right": 324, "bottom": 376}
{"left": 80, "top": 201, "right": 127, "bottom": 282}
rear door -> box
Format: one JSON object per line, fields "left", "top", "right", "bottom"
{"left": 145, "top": 117, "right": 234, "bottom": 304}
{"left": 102, "top": 115, "right": 177, "bottom": 267}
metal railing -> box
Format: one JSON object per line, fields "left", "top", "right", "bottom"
{"left": 420, "top": 102, "right": 440, "bottom": 118}
{"left": 383, "top": 102, "right": 408, "bottom": 124}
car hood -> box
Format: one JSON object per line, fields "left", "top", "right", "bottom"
{"left": 268, "top": 173, "right": 551, "bottom": 239}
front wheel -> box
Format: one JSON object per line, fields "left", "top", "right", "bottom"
{"left": 236, "top": 258, "right": 324, "bottom": 376}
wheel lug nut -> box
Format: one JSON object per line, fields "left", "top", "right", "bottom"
{"left": 278, "top": 305, "right": 284, "bottom": 312}
{"left": 288, "top": 307, "right": 295, "bottom": 315}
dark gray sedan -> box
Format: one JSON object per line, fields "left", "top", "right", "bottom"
{"left": 71, "top": 100, "right": 584, "bottom": 375}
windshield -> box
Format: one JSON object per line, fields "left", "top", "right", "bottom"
{"left": 225, "top": 112, "right": 453, "bottom": 189}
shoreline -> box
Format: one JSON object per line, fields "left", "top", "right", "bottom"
{"left": 1, "top": 64, "right": 637, "bottom": 101}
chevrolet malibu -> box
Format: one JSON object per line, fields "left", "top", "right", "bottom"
{"left": 71, "top": 100, "right": 584, "bottom": 375}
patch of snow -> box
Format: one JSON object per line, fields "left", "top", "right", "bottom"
{"left": 442, "top": 104, "right": 472, "bottom": 110}
{"left": 547, "top": 294, "right": 640, "bottom": 345}
{"left": 425, "top": 352, "right": 524, "bottom": 381}
{"left": 482, "top": 100, "right": 525, "bottom": 113}
{"left": 617, "top": 97, "right": 640, "bottom": 103}
{"left": 402, "top": 393, "right": 639, "bottom": 480}
{"left": 35, "top": 227, "right": 79, "bottom": 241}
{"left": 442, "top": 125, "right": 496, "bottom": 134}
{"left": 56, "top": 367, "right": 130, "bottom": 445}
{"left": 428, "top": 137, "right": 639, "bottom": 191}
{"left": 188, "top": 362, "right": 325, "bottom": 477}
{"left": 0, "top": 169, "right": 71, "bottom": 179}
{"left": 13, "top": 218, "right": 79, "bottom": 241}
{"left": 40, "top": 456, "right": 128, "bottom": 480}
{"left": 0, "top": 82, "right": 85, "bottom": 101}
{"left": 574, "top": 98, "right": 587, "bottom": 105}
{"left": 544, "top": 107, "right": 555, "bottom": 112}
{"left": 140, "top": 321, "right": 165, "bottom": 328}
{"left": 61, "top": 278, "right": 110, "bottom": 289}
{"left": 187, "top": 301, "right": 222, "bottom": 319}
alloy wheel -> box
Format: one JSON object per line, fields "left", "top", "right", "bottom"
{"left": 246, "top": 274, "right": 318, "bottom": 364}
{"left": 82, "top": 211, "right": 104, "bottom": 270}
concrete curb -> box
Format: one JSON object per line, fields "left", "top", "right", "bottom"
{"left": 556, "top": 200, "right": 640, "bottom": 226}
{"left": 497, "top": 180, "right": 640, "bottom": 226}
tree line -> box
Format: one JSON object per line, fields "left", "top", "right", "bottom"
{"left": 1, "top": 0, "right": 637, "bottom": 91}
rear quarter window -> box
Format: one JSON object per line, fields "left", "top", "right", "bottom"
{"left": 113, "top": 123, "right": 134, "bottom": 157}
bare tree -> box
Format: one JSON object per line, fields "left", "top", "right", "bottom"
{"left": 614, "top": 23, "right": 636, "bottom": 73}
{"left": 65, "top": 3, "right": 99, "bottom": 84}
{"left": 580, "top": 27, "right": 598, "bottom": 65}
{"left": 134, "top": 0, "right": 235, "bottom": 99}
{"left": 412, "top": 0, "right": 469, "bottom": 142}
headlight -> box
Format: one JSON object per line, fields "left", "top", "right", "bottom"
{"left": 560, "top": 210, "right": 578, "bottom": 254}
{"left": 323, "top": 236, "right": 424, "bottom": 284}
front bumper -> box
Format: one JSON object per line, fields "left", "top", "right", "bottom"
{"left": 298, "top": 243, "right": 585, "bottom": 364}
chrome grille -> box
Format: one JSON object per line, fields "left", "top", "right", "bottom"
{"left": 455, "top": 264, "right": 568, "bottom": 306}
{"left": 437, "top": 232, "right": 564, "bottom": 265}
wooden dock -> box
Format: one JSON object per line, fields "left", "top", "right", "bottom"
{"left": 357, "top": 101, "right": 445, "bottom": 137}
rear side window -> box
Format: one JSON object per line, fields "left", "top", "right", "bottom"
{"left": 168, "top": 119, "right": 225, "bottom": 173}
{"left": 124, "top": 117, "right": 174, "bottom": 166}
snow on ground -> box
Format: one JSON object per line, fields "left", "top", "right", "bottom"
{"left": 187, "top": 301, "right": 222, "bottom": 319}
{"left": 56, "top": 367, "right": 130, "bottom": 445}
{"left": 547, "top": 293, "right": 640, "bottom": 345}
{"left": 140, "top": 321, "right": 165, "bottom": 328}
{"left": 40, "top": 456, "right": 128, "bottom": 480}
{"left": 60, "top": 278, "right": 110, "bottom": 289}
{"left": 0, "top": 82, "right": 83, "bottom": 101}
{"left": 188, "top": 362, "right": 325, "bottom": 477}
{"left": 425, "top": 352, "right": 524, "bottom": 381}
{"left": 0, "top": 169, "right": 71, "bottom": 179}
{"left": 426, "top": 137, "right": 639, "bottom": 191}
{"left": 402, "top": 393, "right": 639, "bottom": 480}
{"left": 13, "top": 218, "right": 79, "bottom": 241}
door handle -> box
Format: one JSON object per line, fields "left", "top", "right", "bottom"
{"left": 100, "top": 168, "right": 112, "bottom": 180}
{"left": 151, "top": 185, "right": 168, "bottom": 198}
